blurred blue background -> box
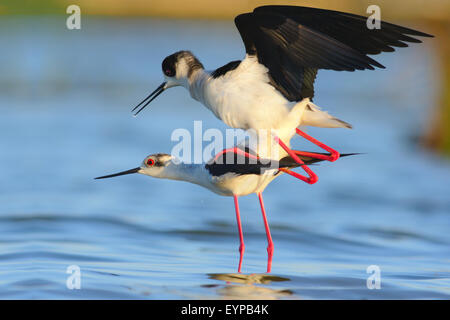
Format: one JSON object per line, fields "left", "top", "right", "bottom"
{"left": 0, "top": 15, "right": 449, "bottom": 299}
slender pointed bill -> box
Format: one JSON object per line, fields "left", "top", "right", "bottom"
{"left": 132, "top": 82, "right": 167, "bottom": 116}
{"left": 94, "top": 167, "right": 140, "bottom": 180}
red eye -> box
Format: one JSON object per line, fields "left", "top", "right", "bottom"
{"left": 146, "top": 159, "right": 155, "bottom": 166}
{"left": 164, "top": 69, "right": 174, "bottom": 77}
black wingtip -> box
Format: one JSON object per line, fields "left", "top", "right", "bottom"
{"left": 402, "top": 29, "right": 434, "bottom": 38}
{"left": 366, "top": 57, "right": 385, "bottom": 69}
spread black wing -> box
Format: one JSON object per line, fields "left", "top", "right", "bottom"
{"left": 234, "top": 5, "right": 433, "bottom": 101}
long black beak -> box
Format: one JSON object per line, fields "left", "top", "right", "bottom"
{"left": 132, "top": 82, "right": 167, "bottom": 116}
{"left": 94, "top": 167, "right": 140, "bottom": 180}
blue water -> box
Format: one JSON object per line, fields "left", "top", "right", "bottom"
{"left": 0, "top": 16, "right": 449, "bottom": 299}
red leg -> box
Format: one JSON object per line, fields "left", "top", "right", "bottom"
{"left": 258, "top": 193, "right": 273, "bottom": 273}
{"left": 275, "top": 136, "right": 318, "bottom": 184}
{"left": 214, "top": 147, "right": 259, "bottom": 162}
{"left": 294, "top": 128, "right": 340, "bottom": 162}
{"left": 291, "top": 150, "right": 334, "bottom": 161}
{"left": 233, "top": 195, "right": 245, "bottom": 273}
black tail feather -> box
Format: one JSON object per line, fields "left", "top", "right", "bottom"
{"left": 279, "top": 152, "right": 361, "bottom": 168}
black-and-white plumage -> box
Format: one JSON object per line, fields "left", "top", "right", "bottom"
{"left": 132, "top": 5, "right": 432, "bottom": 123}
{"left": 95, "top": 148, "right": 357, "bottom": 272}
{"left": 95, "top": 148, "right": 355, "bottom": 196}
{"left": 210, "top": 60, "right": 242, "bottom": 79}
{"left": 131, "top": 5, "right": 432, "bottom": 166}
{"left": 204, "top": 147, "right": 328, "bottom": 177}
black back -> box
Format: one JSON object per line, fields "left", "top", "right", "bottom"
{"left": 205, "top": 150, "right": 278, "bottom": 177}
{"left": 211, "top": 60, "right": 242, "bottom": 78}
{"left": 204, "top": 148, "right": 353, "bottom": 177}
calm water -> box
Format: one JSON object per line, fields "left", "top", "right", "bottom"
{"left": 0, "top": 16, "right": 449, "bottom": 299}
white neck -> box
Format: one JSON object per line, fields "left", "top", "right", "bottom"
{"left": 186, "top": 69, "right": 210, "bottom": 104}
{"left": 159, "top": 161, "right": 213, "bottom": 190}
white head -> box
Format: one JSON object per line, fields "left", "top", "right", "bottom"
{"left": 132, "top": 51, "right": 203, "bottom": 115}
{"left": 95, "top": 153, "right": 174, "bottom": 180}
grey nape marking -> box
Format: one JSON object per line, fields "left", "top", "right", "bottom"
{"left": 177, "top": 51, "right": 204, "bottom": 77}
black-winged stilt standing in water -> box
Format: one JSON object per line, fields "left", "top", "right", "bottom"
{"left": 131, "top": 5, "right": 432, "bottom": 183}
{"left": 95, "top": 148, "right": 356, "bottom": 273}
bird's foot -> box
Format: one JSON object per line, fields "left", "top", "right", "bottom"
{"left": 291, "top": 150, "right": 339, "bottom": 162}
{"left": 275, "top": 136, "right": 319, "bottom": 184}
{"left": 295, "top": 128, "right": 340, "bottom": 162}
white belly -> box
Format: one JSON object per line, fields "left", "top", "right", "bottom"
{"left": 211, "top": 171, "right": 279, "bottom": 197}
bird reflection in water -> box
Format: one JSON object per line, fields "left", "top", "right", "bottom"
{"left": 206, "top": 273, "right": 294, "bottom": 299}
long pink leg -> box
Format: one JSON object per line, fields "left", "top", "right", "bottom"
{"left": 275, "top": 136, "right": 318, "bottom": 184}
{"left": 258, "top": 192, "right": 273, "bottom": 273}
{"left": 233, "top": 195, "right": 245, "bottom": 273}
{"left": 294, "top": 128, "right": 340, "bottom": 162}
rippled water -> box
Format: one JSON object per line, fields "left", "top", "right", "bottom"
{"left": 0, "top": 16, "right": 449, "bottom": 299}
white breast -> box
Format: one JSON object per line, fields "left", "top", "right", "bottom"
{"left": 197, "top": 56, "right": 296, "bottom": 131}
